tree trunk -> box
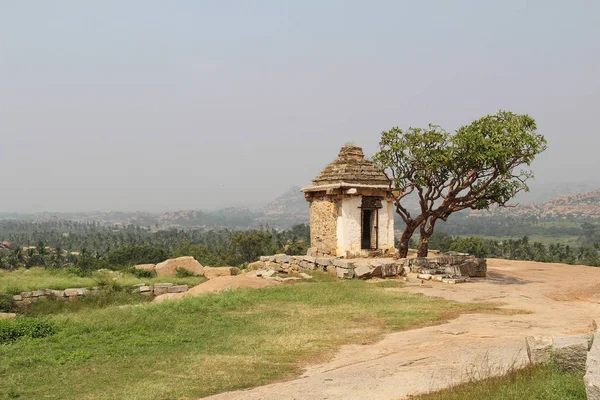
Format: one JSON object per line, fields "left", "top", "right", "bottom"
{"left": 417, "top": 218, "right": 437, "bottom": 258}
{"left": 398, "top": 223, "right": 417, "bottom": 258}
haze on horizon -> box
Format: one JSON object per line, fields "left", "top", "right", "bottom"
{"left": 1, "top": 1, "right": 599, "bottom": 213}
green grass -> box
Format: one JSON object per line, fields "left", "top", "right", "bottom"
{"left": 0, "top": 267, "right": 205, "bottom": 294}
{"left": 414, "top": 363, "right": 586, "bottom": 400}
{"left": 0, "top": 276, "right": 496, "bottom": 400}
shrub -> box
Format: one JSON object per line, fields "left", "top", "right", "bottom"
{"left": 0, "top": 317, "right": 56, "bottom": 344}
{"left": 175, "top": 267, "right": 194, "bottom": 278}
{"left": 128, "top": 267, "right": 155, "bottom": 279}
{"left": 0, "top": 294, "right": 13, "bottom": 312}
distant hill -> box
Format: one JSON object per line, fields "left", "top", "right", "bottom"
{"left": 473, "top": 187, "right": 600, "bottom": 219}
{"left": 514, "top": 181, "right": 600, "bottom": 204}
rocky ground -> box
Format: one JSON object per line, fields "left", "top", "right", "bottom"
{"left": 204, "top": 258, "right": 600, "bottom": 400}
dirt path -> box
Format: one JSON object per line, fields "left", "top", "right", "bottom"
{"left": 204, "top": 259, "right": 600, "bottom": 400}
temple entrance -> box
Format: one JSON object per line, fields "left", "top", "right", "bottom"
{"left": 360, "top": 196, "right": 381, "bottom": 250}
{"left": 361, "top": 210, "right": 373, "bottom": 250}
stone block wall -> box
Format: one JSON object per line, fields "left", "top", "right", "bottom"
{"left": 252, "top": 252, "right": 487, "bottom": 282}
{"left": 11, "top": 283, "right": 189, "bottom": 308}
{"left": 309, "top": 197, "right": 339, "bottom": 256}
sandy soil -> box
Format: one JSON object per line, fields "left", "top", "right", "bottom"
{"left": 204, "top": 258, "right": 600, "bottom": 400}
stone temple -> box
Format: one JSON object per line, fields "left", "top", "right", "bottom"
{"left": 301, "top": 144, "right": 395, "bottom": 258}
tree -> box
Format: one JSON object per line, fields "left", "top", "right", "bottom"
{"left": 374, "top": 111, "right": 547, "bottom": 258}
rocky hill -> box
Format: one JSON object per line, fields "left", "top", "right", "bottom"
{"left": 473, "top": 187, "right": 600, "bottom": 218}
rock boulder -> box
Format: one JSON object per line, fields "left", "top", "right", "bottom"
{"left": 204, "top": 266, "right": 237, "bottom": 280}
{"left": 155, "top": 256, "right": 204, "bottom": 277}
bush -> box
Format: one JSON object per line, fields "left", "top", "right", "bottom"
{"left": 0, "top": 294, "right": 13, "bottom": 312}
{"left": 175, "top": 267, "right": 194, "bottom": 278}
{"left": 0, "top": 317, "right": 56, "bottom": 344}
{"left": 128, "top": 267, "right": 155, "bottom": 279}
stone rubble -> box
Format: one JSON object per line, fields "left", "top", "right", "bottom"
{"left": 250, "top": 252, "right": 487, "bottom": 282}
{"left": 11, "top": 283, "right": 190, "bottom": 308}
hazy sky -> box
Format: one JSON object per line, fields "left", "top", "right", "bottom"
{"left": 1, "top": 1, "right": 599, "bottom": 213}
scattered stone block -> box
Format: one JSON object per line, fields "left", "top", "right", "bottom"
{"left": 554, "top": 334, "right": 592, "bottom": 372}
{"left": 263, "top": 270, "right": 276, "bottom": 278}
{"left": 333, "top": 259, "right": 355, "bottom": 268}
{"left": 64, "top": 289, "right": 80, "bottom": 297}
{"left": 247, "top": 261, "right": 264, "bottom": 271}
{"left": 337, "top": 267, "right": 355, "bottom": 279}
{"left": 442, "top": 278, "right": 467, "bottom": 284}
{"left": 299, "top": 273, "right": 313, "bottom": 279}
{"left": 526, "top": 336, "right": 553, "bottom": 365}
{"left": 260, "top": 256, "right": 274, "bottom": 262}
{"left": 417, "top": 274, "right": 432, "bottom": 280}
{"left": 13, "top": 295, "right": 22, "bottom": 301}
{"left": 354, "top": 264, "right": 372, "bottom": 279}
{"left": 32, "top": 290, "right": 44, "bottom": 298}
{"left": 302, "top": 256, "right": 316, "bottom": 263}
{"left": 168, "top": 285, "right": 188, "bottom": 293}
{"left": 370, "top": 265, "right": 383, "bottom": 278}
{"left": 153, "top": 285, "right": 171, "bottom": 296}
{"left": 139, "top": 286, "right": 151, "bottom": 293}
{"left": 316, "top": 257, "right": 334, "bottom": 267}
{"left": 274, "top": 254, "right": 290, "bottom": 263}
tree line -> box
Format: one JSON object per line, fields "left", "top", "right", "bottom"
{"left": 426, "top": 232, "right": 600, "bottom": 266}
{"left": 0, "top": 224, "right": 310, "bottom": 274}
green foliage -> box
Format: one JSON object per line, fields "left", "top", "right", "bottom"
{"left": 374, "top": 111, "right": 547, "bottom": 256}
{"left": 448, "top": 237, "right": 488, "bottom": 258}
{"left": 128, "top": 267, "right": 155, "bottom": 279}
{"left": 106, "top": 245, "right": 169, "bottom": 267}
{"left": 0, "top": 223, "right": 310, "bottom": 270}
{"left": 0, "top": 317, "right": 56, "bottom": 344}
{"left": 175, "top": 267, "right": 194, "bottom": 278}
{"left": 0, "top": 294, "right": 13, "bottom": 312}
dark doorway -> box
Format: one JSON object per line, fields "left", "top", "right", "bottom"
{"left": 361, "top": 209, "right": 373, "bottom": 250}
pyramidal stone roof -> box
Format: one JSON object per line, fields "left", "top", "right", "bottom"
{"left": 309, "top": 145, "right": 390, "bottom": 187}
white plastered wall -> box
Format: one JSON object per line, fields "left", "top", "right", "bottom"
{"left": 336, "top": 196, "right": 362, "bottom": 257}
{"left": 377, "top": 200, "right": 395, "bottom": 250}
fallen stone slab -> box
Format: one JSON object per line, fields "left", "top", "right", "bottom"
{"left": 263, "top": 270, "right": 276, "bottom": 278}
{"left": 417, "top": 274, "right": 432, "bottom": 281}
{"left": 13, "top": 295, "right": 22, "bottom": 301}
{"left": 299, "top": 273, "right": 313, "bottom": 279}
{"left": 354, "top": 264, "right": 372, "bottom": 279}
{"left": 526, "top": 335, "right": 553, "bottom": 365}
{"left": 168, "top": 285, "right": 189, "bottom": 293}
